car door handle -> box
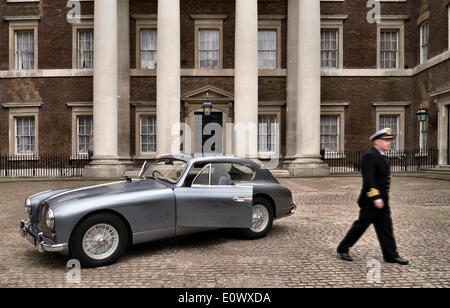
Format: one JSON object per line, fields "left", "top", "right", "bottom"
{"left": 233, "top": 197, "right": 252, "bottom": 203}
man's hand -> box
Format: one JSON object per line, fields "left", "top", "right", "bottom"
{"left": 374, "top": 199, "right": 384, "bottom": 209}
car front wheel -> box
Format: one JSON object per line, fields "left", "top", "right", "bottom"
{"left": 69, "top": 213, "right": 128, "bottom": 268}
{"left": 239, "top": 197, "right": 273, "bottom": 239}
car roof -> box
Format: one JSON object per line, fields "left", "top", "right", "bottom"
{"left": 157, "top": 154, "right": 262, "bottom": 169}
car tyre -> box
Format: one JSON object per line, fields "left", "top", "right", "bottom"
{"left": 239, "top": 197, "right": 273, "bottom": 240}
{"left": 69, "top": 213, "right": 128, "bottom": 268}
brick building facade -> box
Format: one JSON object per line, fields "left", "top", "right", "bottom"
{"left": 0, "top": 0, "right": 449, "bottom": 177}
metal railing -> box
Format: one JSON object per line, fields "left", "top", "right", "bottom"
{"left": 0, "top": 153, "right": 91, "bottom": 178}
{"left": 322, "top": 148, "right": 438, "bottom": 174}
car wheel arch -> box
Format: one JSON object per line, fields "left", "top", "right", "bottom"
{"left": 253, "top": 194, "right": 276, "bottom": 219}
{"left": 69, "top": 209, "right": 133, "bottom": 250}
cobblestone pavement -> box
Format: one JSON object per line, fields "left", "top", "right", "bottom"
{"left": 0, "top": 177, "right": 448, "bottom": 288}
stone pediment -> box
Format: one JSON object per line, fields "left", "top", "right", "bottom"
{"left": 182, "top": 85, "right": 233, "bottom": 102}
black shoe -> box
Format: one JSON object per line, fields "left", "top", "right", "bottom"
{"left": 385, "top": 257, "right": 409, "bottom": 265}
{"left": 339, "top": 252, "right": 353, "bottom": 262}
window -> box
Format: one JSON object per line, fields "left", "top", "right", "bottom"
{"left": 420, "top": 22, "right": 429, "bottom": 64}
{"left": 140, "top": 115, "right": 157, "bottom": 153}
{"left": 192, "top": 15, "right": 226, "bottom": 69}
{"left": 320, "top": 115, "right": 339, "bottom": 152}
{"left": 198, "top": 30, "right": 219, "bottom": 69}
{"left": 379, "top": 115, "right": 399, "bottom": 151}
{"left": 77, "top": 29, "right": 94, "bottom": 69}
{"left": 258, "top": 30, "right": 277, "bottom": 69}
{"left": 377, "top": 18, "right": 405, "bottom": 69}
{"left": 140, "top": 29, "right": 157, "bottom": 69}
{"left": 77, "top": 116, "right": 93, "bottom": 154}
{"left": 321, "top": 29, "right": 338, "bottom": 68}
{"left": 380, "top": 30, "right": 398, "bottom": 69}
{"left": 15, "top": 117, "right": 35, "bottom": 154}
{"left": 192, "top": 163, "right": 255, "bottom": 186}
{"left": 420, "top": 119, "right": 428, "bottom": 150}
{"left": 15, "top": 30, "right": 34, "bottom": 70}
{"left": 258, "top": 115, "right": 277, "bottom": 153}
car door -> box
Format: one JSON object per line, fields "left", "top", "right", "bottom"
{"left": 174, "top": 163, "right": 253, "bottom": 228}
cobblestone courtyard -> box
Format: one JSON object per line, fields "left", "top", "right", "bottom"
{"left": 0, "top": 176, "right": 448, "bottom": 288}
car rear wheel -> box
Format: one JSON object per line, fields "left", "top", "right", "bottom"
{"left": 239, "top": 197, "right": 273, "bottom": 239}
{"left": 70, "top": 213, "right": 128, "bottom": 268}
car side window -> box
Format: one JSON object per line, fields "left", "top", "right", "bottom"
{"left": 191, "top": 164, "right": 211, "bottom": 186}
{"left": 228, "top": 163, "right": 255, "bottom": 182}
{"left": 191, "top": 162, "right": 256, "bottom": 186}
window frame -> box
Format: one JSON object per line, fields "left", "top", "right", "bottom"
{"left": 6, "top": 105, "right": 40, "bottom": 156}
{"left": 258, "top": 17, "right": 283, "bottom": 70}
{"left": 69, "top": 103, "right": 93, "bottom": 156}
{"left": 134, "top": 105, "right": 157, "bottom": 158}
{"left": 139, "top": 114, "right": 157, "bottom": 155}
{"left": 136, "top": 18, "right": 157, "bottom": 70}
{"left": 71, "top": 20, "right": 94, "bottom": 69}
{"left": 376, "top": 19, "right": 405, "bottom": 70}
{"left": 76, "top": 115, "right": 94, "bottom": 155}
{"left": 191, "top": 15, "right": 227, "bottom": 70}
{"left": 374, "top": 103, "right": 408, "bottom": 152}
{"left": 9, "top": 20, "right": 38, "bottom": 71}
{"left": 379, "top": 30, "right": 399, "bottom": 69}
{"left": 320, "top": 102, "right": 348, "bottom": 153}
{"left": 257, "top": 107, "right": 281, "bottom": 158}
{"left": 198, "top": 29, "right": 220, "bottom": 69}
{"left": 320, "top": 115, "right": 340, "bottom": 153}
{"left": 420, "top": 21, "right": 429, "bottom": 64}
{"left": 320, "top": 17, "right": 345, "bottom": 69}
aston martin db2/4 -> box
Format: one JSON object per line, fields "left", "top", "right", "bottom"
{"left": 20, "top": 155, "right": 296, "bottom": 267}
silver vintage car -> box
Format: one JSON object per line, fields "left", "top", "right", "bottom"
{"left": 20, "top": 155, "right": 296, "bottom": 267}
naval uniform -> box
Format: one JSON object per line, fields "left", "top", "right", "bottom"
{"left": 337, "top": 146, "right": 400, "bottom": 260}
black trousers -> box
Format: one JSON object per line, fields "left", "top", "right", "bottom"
{"left": 337, "top": 204, "right": 399, "bottom": 260}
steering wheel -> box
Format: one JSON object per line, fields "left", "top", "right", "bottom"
{"left": 152, "top": 170, "right": 164, "bottom": 178}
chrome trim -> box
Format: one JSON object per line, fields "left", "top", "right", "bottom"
{"left": 233, "top": 197, "right": 252, "bottom": 203}
{"left": 19, "top": 220, "right": 67, "bottom": 253}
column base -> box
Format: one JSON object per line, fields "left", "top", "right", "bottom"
{"left": 288, "top": 156, "right": 330, "bottom": 177}
{"left": 83, "top": 158, "right": 128, "bottom": 179}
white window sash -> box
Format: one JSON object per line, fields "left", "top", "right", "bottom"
{"left": 258, "top": 115, "right": 277, "bottom": 153}
{"left": 77, "top": 116, "right": 93, "bottom": 154}
{"left": 380, "top": 31, "right": 398, "bottom": 69}
{"left": 77, "top": 30, "right": 94, "bottom": 69}
{"left": 320, "top": 115, "right": 339, "bottom": 152}
{"left": 320, "top": 30, "right": 338, "bottom": 69}
{"left": 15, "top": 31, "right": 34, "bottom": 70}
{"left": 15, "top": 117, "right": 35, "bottom": 154}
{"left": 141, "top": 29, "right": 157, "bottom": 69}
{"left": 258, "top": 30, "right": 277, "bottom": 69}
{"left": 199, "top": 30, "right": 219, "bottom": 69}
{"left": 140, "top": 115, "right": 157, "bottom": 153}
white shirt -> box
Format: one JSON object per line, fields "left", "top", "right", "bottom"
{"left": 374, "top": 146, "right": 385, "bottom": 156}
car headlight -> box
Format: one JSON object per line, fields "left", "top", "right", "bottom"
{"left": 46, "top": 208, "right": 55, "bottom": 229}
{"left": 25, "top": 198, "right": 32, "bottom": 214}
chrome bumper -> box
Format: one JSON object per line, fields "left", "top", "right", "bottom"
{"left": 275, "top": 204, "right": 296, "bottom": 220}
{"left": 20, "top": 220, "right": 67, "bottom": 253}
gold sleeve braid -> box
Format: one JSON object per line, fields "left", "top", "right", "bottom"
{"left": 367, "top": 188, "right": 380, "bottom": 198}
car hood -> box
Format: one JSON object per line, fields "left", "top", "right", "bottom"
{"left": 44, "top": 179, "right": 170, "bottom": 207}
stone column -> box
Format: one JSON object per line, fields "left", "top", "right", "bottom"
{"left": 117, "top": 0, "right": 131, "bottom": 162}
{"left": 85, "top": 0, "right": 126, "bottom": 178}
{"left": 234, "top": 0, "right": 259, "bottom": 159}
{"left": 156, "top": 0, "right": 181, "bottom": 157}
{"left": 290, "top": 0, "right": 329, "bottom": 176}
{"left": 284, "top": 0, "right": 299, "bottom": 167}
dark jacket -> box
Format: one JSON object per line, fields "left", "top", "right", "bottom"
{"left": 357, "top": 147, "right": 391, "bottom": 207}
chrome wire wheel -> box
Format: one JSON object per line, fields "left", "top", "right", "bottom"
{"left": 82, "top": 223, "right": 120, "bottom": 260}
{"left": 250, "top": 204, "right": 270, "bottom": 233}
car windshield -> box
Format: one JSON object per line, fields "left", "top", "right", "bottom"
{"left": 140, "top": 158, "right": 187, "bottom": 184}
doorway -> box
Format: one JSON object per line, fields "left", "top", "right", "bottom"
{"left": 194, "top": 112, "right": 223, "bottom": 155}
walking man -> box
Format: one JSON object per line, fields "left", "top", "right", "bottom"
{"left": 337, "top": 128, "right": 409, "bottom": 265}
